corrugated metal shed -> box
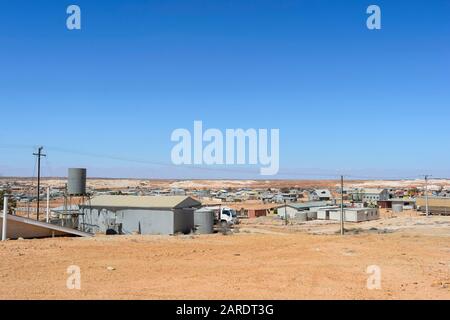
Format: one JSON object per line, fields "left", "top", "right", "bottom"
{"left": 86, "top": 195, "right": 201, "bottom": 209}
{"left": 79, "top": 195, "right": 201, "bottom": 235}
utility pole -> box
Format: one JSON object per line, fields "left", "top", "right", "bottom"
{"left": 46, "top": 187, "right": 50, "bottom": 223}
{"left": 340, "top": 175, "right": 344, "bottom": 235}
{"left": 284, "top": 199, "right": 288, "bottom": 225}
{"left": 33, "top": 146, "right": 46, "bottom": 221}
{"left": 424, "top": 175, "right": 431, "bottom": 217}
{"left": 2, "top": 195, "right": 8, "bottom": 241}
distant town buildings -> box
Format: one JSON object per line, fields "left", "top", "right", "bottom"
{"left": 309, "top": 189, "right": 333, "bottom": 201}
{"left": 3, "top": 174, "right": 450, "bottom": 240}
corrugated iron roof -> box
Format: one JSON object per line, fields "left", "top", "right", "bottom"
{"left": 360, "top": 188, "right": 387, "bottom": 194}
{"left": 229, "top": 203, "right": 280, "bottom": 210}
{"left": 84, "top": 195, "right": 201, "bottom": 209}
{"left": 289, "top": 201, "right": 332, "bottom": 209}
{"left": 313, "top": 189, "right": 332, "bottom": 196}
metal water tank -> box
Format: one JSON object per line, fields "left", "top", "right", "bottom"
{"left": 392, "top": 204, "right": 403, "bottom": 213}
{"left": 67, "top": 168, "right": 86, "bottom": 195}
{"left": 194, "top": 208, "right": 215, "bottom": 234}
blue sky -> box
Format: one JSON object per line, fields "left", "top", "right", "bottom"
{"left": 0, "top": 0, "right": 449, "bottom": 179}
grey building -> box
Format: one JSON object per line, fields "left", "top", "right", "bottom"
{"left": 317, "top": 207, "right": 379, "bottom": 222}
{"left": 79, "top": 195, "right": 201, "bottom": 235}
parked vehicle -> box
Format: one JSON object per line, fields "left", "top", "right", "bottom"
{"left": 216, "top": 206, "right": 239, "bottom": 227}
{"left": 202, "top": 206, "right": 239, "bottom": 228}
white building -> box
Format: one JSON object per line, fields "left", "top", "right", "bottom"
{"left": 309, "top": 189, "right": 332, "bottom": 201}
{"left": 317, "top": 207, "right": 379, "bottom": 222}
{"left": 277, "top": 205, "right": 304, "bottom": 220}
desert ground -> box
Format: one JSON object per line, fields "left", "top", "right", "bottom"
{"left": 0, "top": 210, "right": 449, "bottom": 300}
{"left": 4, "top": 177, "right": 450, "bottom": 191}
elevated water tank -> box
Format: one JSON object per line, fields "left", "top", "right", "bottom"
{"left": 68, "top": 168, "right": 86, "bottom": 195}
{"left": 194, "top": 208, "right": 215, "bottom": 234}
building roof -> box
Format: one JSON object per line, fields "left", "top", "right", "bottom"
{"left": 313, "top": 189, "right": 332, "bottom": 197}
{"left": 387, "top": 198, "right": 416, "bottom": 203}
{"left": 360, "top": 188, "right": 387, "bottom": 194}
{"left": 230, "top": 203, "right": 280, "bottom": 211}
{"left": 289, "top": 201, "right": 332, "bottom": 209}
{"left": 200, "top": 199, "right": 224, "bottom": 206}
{"left": 309, "top": 205, "right": 340, "bottom": 211}
{"left": 344, "top": 207, "right": 377, "bottom": 211}
{"left": 320, "top": 207, "right": 377, "bottom": 212}
{"left": 84, "top": 195, "right": 201, "bottom": 209}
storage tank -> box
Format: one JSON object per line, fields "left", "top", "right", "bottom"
{"left": 392, "top": 204, "right": 403, "bottom": 213}
{"left": 67, "top": 168, "right": 87, "bottom": 195}
{"left": 194, "top": 208, "right": 215, "bottom": 234}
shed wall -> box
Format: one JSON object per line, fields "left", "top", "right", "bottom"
{"left": 81, "top": 208, "right": 177, "bottom": 235}
{"left": 277, "top": 206, "right": 299, "bottom": 219}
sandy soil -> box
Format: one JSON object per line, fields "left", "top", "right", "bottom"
{"left": 0, "top": 213, "right": 449, "bottom": 300}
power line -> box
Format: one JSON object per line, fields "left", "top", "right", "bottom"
{"left": 420, "top": 174, "right": 432, "bottom": 217}
{"left": 340, "top": 175, "right": 344, "bottom": 236}
{"left": 32, "top": 146, "right": 46, "bottom": 221}
{"left": 2, "top": 144, "right": 450, "bottom": 180}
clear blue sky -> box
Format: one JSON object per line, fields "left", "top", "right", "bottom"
{"left": 0, "top": 0, "right": 449, "bottom": 179}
